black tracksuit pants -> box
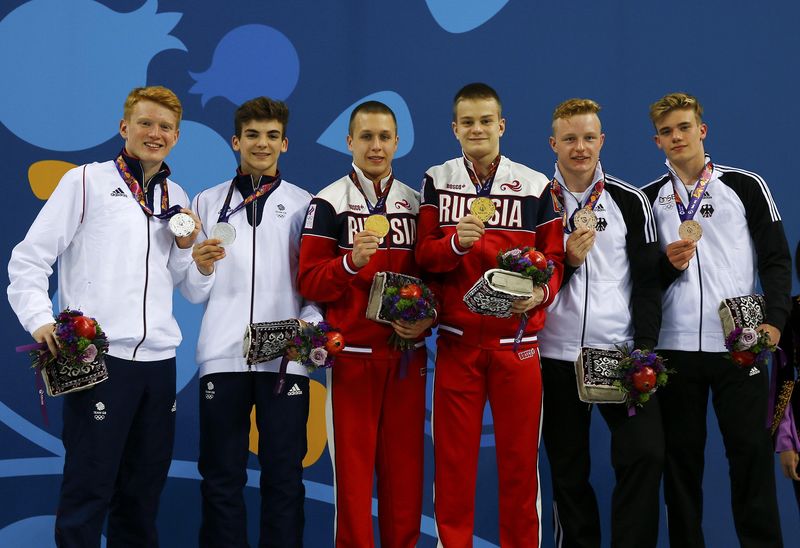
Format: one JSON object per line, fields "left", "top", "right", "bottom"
{"left": 542, "top": 357, "right": 664, "bottom": 548}
{"left": 659, "top": 350, "right": 782, "bottom": 548}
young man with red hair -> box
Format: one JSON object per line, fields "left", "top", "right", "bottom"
{"left": 8, "top": 86, "right": 200, "bottom": 546}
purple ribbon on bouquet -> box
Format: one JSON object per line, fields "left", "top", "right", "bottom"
{"left": 274, "top": 356, "right": 290, "bottom": 395}
{"left": 512, "top": 313, "right": 529, "bottom": 353}
{"left": 16, "top": 342, "right": 50, "bottom": 425}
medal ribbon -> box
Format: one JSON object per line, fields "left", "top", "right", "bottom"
{"left": 672, "top": 161, "right": 713, "bottom": 223}
{"left": 217, "top": 171, "right": 281, "bottom": 223}
{"left": 348, "top": 170, "right": 394, "bottom": 214}
{"left": 464, "top": 154, "right": 501, "bottom": 197}
{"left": 114, "top": 153, "right": 181, "bottom": 219}
{"left": 549, "top": 176, "right": 605, "bottom": 234}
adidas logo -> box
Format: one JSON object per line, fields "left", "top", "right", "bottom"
{"left": 110, "top": 187, "right": 126, "bottom": 197}
{"left": 287, "top": 383, "right": 303, "bottom": 396}
{"left": 749, "top": 367, "right": 760, "bottom": 376}
{"left": 594, "top": 203, "right": 605, "bottom": 212}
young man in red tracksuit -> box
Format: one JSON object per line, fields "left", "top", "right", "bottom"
{"left": 416, "top": 83, "right": 564, "bottom": 547}
{"left": 298, "top": 101, "right": 433, "bottom": 548}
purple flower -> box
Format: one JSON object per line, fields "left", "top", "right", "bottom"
{"left": 736, "top": 328, "right": 759, "bottom": 351}
{"left": 725, "top": 327, "right": 743, "bottom": 350}
{"left": 309, "top": 347, "right": 328, "bottom": 366}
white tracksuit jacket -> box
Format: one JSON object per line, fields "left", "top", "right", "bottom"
{"left": 7, "top": 159, "right": 193, "bottom": 361}
{"left": 180, "top": 175, "right": 322, "bottom": 378}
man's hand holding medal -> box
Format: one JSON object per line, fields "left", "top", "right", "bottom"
{"left": 565, "top": 226, "right": 596, "bottom": 268}
{"left": 192, "top": 238, "right": 226, "bottom": 276}
{"left": 351, "top": 214, "right": 389, "bottom": 268}
{"left": 456, "top": 197, "right": 494, "bottom": 249}
{"left": 173, "top": 209, "right": 202, "bottom": 249}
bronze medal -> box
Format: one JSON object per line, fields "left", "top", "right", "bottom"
{"left": 678, "top": 219, "right": 702, "bottom": 241}
{"left": 573, "top": 208, "right": 598, "bottom": 231}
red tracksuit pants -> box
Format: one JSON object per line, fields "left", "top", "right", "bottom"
{"left": 433, "top": 336, "right": 543, "bottom": 547}
{"left": 326, "top": 349, "right": 427, "bottom": 547}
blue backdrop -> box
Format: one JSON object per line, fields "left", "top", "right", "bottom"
{"left": 1, "top": 1, "right": 798, "bottom": 546}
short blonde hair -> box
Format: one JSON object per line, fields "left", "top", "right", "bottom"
{"left": 552, "top": 98, "right": 601, "bottom": 133}
{"left": 123, "top": 86, "right": 183, "bottom": 127}
{"left": 649, "top": 92, "right": 702, "bottom": 127}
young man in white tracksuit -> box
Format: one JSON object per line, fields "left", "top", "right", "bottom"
{"left": 538, "top": 99, "right": 663, "bottom": 548}
{"left": 181, "top": 97, "right": 321, "bottom": 548}
{"left": 7, "top": 86, "right": 200, "bottom": 547}
{"left": 643, "top": 92, "right": 791, "bottom": 548}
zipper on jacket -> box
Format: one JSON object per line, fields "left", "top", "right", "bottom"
{"left": 248, "top": 194, "right": 257, "bottom": 371}
{"left": 132, "top": 215, "right": 151, "bottom": 360}
{"left": 695, "top": 247, "right": 704, "bottom": 351}
{"left": 579, "top": 257, "right": 590, "bottom": 347}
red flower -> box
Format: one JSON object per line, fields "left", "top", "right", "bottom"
{"left": 399, "top": 284, "right": 422, "bottom": 300}
{"left": 72, "top": 316, "right": 96, "bottom": 340}
{"left": 730, "top": 351, "right": 755, "bottom": 367}
{"left": 631, "top": 366, "right": 657, "bottom": 393}
{"left": 525, "top": 250, "right": 548, "bottom": 270}
{"left": 325, "top": 331, "right": 345, "bottom": 354}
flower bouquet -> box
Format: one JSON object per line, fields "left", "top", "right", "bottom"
{"left": 494, "top": 246, "right": 554, "bottom": 350}
{"left": 274, "top": 321, "right": 344, "bottom": 394}
{"left": 724, "top": 326, "right": 775, "bottom": 368}
{"left": 379, "top": 280, "right": 437, "bottom": 352}
{"left": 464, "top": 246, "right": 553, "bottom": 320}
{"left": 496, "top": 246, "right": 555, "bottom": 286}
{"left": 613, "top": 346, "right": 669, "bottom": 414}
{"left": 289, "top": 321, "right": 345, "bottom": 371}
{"left": 16, "top": 309, "right": 110, "bottom": 396}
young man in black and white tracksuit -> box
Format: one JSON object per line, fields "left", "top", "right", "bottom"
{"left": 7, "top": 86, "right": 201, "bottom": 547}
{"left": 643, "top": 92, "right": 791, "bottom": 548}
{"left": 538, "top": 99, "right": 663, "bottom": 548}
{"left": 181, "top": 97, "right": 321, "bottom": 548}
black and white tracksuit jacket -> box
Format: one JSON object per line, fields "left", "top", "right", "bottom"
{"left": 642, "top": 155, "right": 791, "bottom": 352}
{"left": 540, "top": 162, "right": 662, "bottom": 360}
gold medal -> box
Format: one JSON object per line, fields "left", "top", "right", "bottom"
{"left": 364, "top": 214, "right": 390, "bottom": 238}
{"left": 678, "top": 219, "right": 702, "bottom": 242}
{"left": 470, "top": 197, "right": 496, "bottom": 223}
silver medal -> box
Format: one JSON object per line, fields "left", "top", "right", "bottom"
{"left": 573, "top": 208, "right": 598, "bottom": 231}
{"left": 678, "top": 219, "right": 702, "bottom": 242}
{"left": 211, "top": 222, "right": 237, "bottom": 246}
{"left": 168, "top": 212, "right": 195, "bottom": 237}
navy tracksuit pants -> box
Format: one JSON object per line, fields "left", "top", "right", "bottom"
{"left": 198, "top": 371, "right": 309, "bottom": 548}
{"left": 56, "top": 355, "right": 176, "bottom": 548}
